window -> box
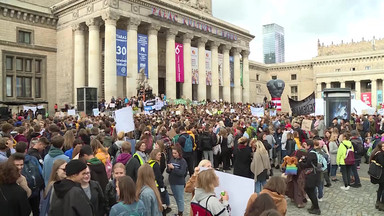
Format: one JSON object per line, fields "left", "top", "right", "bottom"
{"left": 256, "top": 74, "right": 260, "bottom": 81}
{"left": 35, "top": 78, "right": 41, "bottom": 98}
{"left": 291, "top": 86, "right": 298, "bottom": 94}
{"left": 291, "top": 96, "right": 298, "bottom": 100}
{"left": 350, "top": 67, "right": 356, "bottom": 71}
{"left": 365, "top": 66, "right": 371, "bottom": 70}
{"left": 25, "top": 59, "right": 32, "bottom": 72}
{"left": 335, "top": 68, "right": 340, "bottom": 72}
{"left": 272, "top": 75, "right": 277, "bottom": 80}
{"left": 16, "top": 77, "right": 32, "bottom": 97}
{"left": 291, "top": 74, "right": 297, "bottom": 80}
{"left": 6, "top": 76, "right": 12, "bottom": 97}
{"left": 18, "top": 30, "right": 31, "bottom": 44}
{"left": 6, "top": 57, "right": 13, "bottom": 70}
{"left": 16, "top": 58, "right": 23, "bottom": 71}
{"left": 35, "top": 60, "right": 41, "bottom": 73}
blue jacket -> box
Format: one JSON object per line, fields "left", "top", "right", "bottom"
{"left": 109, "top": 201, "right": 146, "bottom": 216}
{"left": 166, "top": 157, "right": 187, "bottom": 185}
{"left": 43, "top": 152, "right": 69, "bottom": 186}
{"left": 139, "top": 186, "right": 162, "bottom": 216}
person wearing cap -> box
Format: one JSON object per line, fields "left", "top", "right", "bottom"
{"left": 49, "top": 159, "right": 93, "bottom": 216}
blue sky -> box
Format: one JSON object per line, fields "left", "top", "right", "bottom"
{"left": 212, "top": 0, "right": 384, "bottom": 62}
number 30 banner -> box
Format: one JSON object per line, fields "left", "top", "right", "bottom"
{"left": 116, "top": 29, "right": 127, "bottom": 77}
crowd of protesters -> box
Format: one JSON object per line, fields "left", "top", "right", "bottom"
{"left": 0, "top": 100, "right": 384, "bottom": 216}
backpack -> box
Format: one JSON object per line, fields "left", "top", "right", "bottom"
{"left": 200, "top": 133, "right": 213, "bottom": 151}
{"left": 352, "top": 138, "right": 365, "bottom": 156}
{"left": 310, "top": 150, "right": 327, "bottom": 171}
{"left": 22, "top": 156, "right": 44, "bottom": 198}
{"left": 181, "top": 134, "right": 193, "bottom": 153}
{"left": 342, "top": 142, "right": 355, "bottom": 165}
{"left": 191, "top": 195, "right": 214, "bottom": 216}
{"left": 105, "top": 158, "right": 112, "bottom": 179}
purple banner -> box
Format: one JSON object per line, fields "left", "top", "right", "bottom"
{"left": 175, "top": 43, "right": 184, "bottom": 83}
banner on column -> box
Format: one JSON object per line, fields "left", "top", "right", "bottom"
{"left": 230, "top": 56, "right": 234, "bottom": 87}
{"left": 205, "top": 50, "right": 212, "bottom": 85}
{"left": 116, "top": 29, "right": 127, "bottom": 77}
{"left": 175, "top": 43, "right": 184, "bottom": 83}
{"left": 377, "top": 90, "right": 383, "bottom": 107}
{"left": 191, "top": 47, "right": 199, "bottom": 84}
{"left": 218, "top": 53, "right": 224, "bottom": 86}
{"left": 137, "top": 34, "right": 148, "bottom": 78}
{"left": 240, "top": 60, "right": 243, "bottom": 87}
{"left": 361, "top": 92, "right": 372, "bottom": 106}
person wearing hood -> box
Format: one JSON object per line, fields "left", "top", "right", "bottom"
{"left": 126, "top": 141, "right": 148, "bottom": 182}
{"left": 49, "top": 159, "right": 93, "bottom": 216}
{"left": 116, "top": 141, "right": 132, "bottom": 165}
{"left": 108, "top": 131, "right": 126, "bottom": 162}
{"left": 14, "top": 126, "right": 29, "bottom": 144}
{"left": 250, "top": 140, "right": 271, "bottom": 194}
{"left": 43, "top": 135, "right": 70, "bottom": 186}
{"left": 337, "top": 132, "right": 354, "bottom": 190}
{"left": 233, "top": 137, "right": 252, "bottom": 178}
{"left": 80, "top": 145, "right": 108, "bottom": 191}
{"left": 191, "top": 169, "right": 230, "bottom": 216}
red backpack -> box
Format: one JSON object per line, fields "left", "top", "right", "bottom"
{"left": 342, "top": 142, "right": 355, "bottom": 165}
{"left": 191, "top": 195, "right": 214, "bottom": 216}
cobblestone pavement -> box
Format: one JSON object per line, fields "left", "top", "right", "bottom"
{"left": 165, "top": 162, "right": 382, "bottom": 216}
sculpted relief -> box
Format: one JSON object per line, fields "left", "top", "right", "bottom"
{"left": 171, "top": 0, "right": 212, "bottom": 14}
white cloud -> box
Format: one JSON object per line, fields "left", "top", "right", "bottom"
{"left": 212, "top": 0, "right": 384, "bottom": 62}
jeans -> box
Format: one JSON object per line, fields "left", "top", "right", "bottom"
{"left": 351, "top": 162, "right": 361, "bottom": 185}
{"left": 203, "top": 150, "right": 214, "bottom": 165}
{"left": 316, "top": 182, "right": 324, "bottom": 199}
{"left": 340, "top": 165, "right": 352, "bottom": 187}
{"left": 281, "top": 150, "right": 287, "bottom": 161}
{"left": 171, "top": 185, "right": 184, "bottom": 212}
{"left": 255, "top": 180, "right": 266, "bottom": 194}
{"left": 305, "top": 187, "right": 319, "bottom": 210}
{"left": 330, "top": 165, "right": 338, "bottom": 177}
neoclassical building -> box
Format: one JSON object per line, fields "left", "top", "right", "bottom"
{"left": 1, "top": 0, "right": 254, "bottom": 114}
{"left": 250, "top": 38, "right": 384, "bottom": 113}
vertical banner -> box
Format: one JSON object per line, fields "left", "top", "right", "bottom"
{"left": 191, "top": 47, "right": 199, "bottom": 84}
{"left": 230, "top": 56, "right": 234, "bottom": 87}
{"left": 377, "top": 90, "right": 383, "bottom": 107}
{"left": 175, "top": 43, "right": 184, "bottom": 83}
{"left": 137, "top": 34, "right": 148, "bottom": 78}
{"left": 361, "top": 92, "right": 372, "bottom": 106}
{"left": 218, "top": 53, "right": 224, "bottom": 86}
{"left": 240, "top": 60, "right": 243, "bottom": 87}
{"left": 205, "top": 50, "right": 212, "bottom": 85}
{"left": 116, "top": 29, "right": 127, "bottom": 77}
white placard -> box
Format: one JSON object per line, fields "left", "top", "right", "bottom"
{"left": 201, "top": 168, "right": 254, "bottom": 216}
{"left": 378, "top": 109, "right": 384, "bottom": 115}
{"left": 230, "top": 109, "right": 235, "bottom": 113}
{"left": 109, "top": 103, "right": 116, "bottom": 108}
{"left": 114, "top": 107, "right": 135, "bottom": 133}
{"left": 93, "top": 108, "right": 100, "bottom": 116}
{"left": 270, "top": 109, "right": 277, "bottom": 117}
{"left": 23, "top": 105, "right": 44, "bottom": 113}
{"left": 175, "top": 111, "right": 181, "bottom": 115}
{"left": 67, "top": 109, "right": 76, "bottom": 116}
{"left": 251, "top": 107, "right": 264, "bottom": 117}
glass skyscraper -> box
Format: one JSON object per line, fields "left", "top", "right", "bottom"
{"left": 263, "top": 23, "right": 285, "bottom": 64}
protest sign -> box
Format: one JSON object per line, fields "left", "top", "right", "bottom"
{"left": 115, "top": 107, "right": 135, "bottom": 133}
{"left": 270, "top": 109, "right": 277, "bottom": 117}
{"left": 67, "top": 109, "right": 76, "bottom": 116}
{"left": 378, "top": 109, "right": 384, "bottom": 115}
{"left": 251, "top": 107, "right": 264, "bottom": 117}
{"left": 301, "top": 119, "right": 312, "bottom": 131}
{"left": 93, "top": 108, "right": 99, "bottom": 116}
{"left": 288, "top": 92, "right": 315, "bottom": 116}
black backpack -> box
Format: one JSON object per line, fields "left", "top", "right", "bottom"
{"left": 22, "top": 156, "right": 44, "bottom": 197}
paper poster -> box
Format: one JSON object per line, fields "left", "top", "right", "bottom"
{"left": 116, "top": 29, "right": 127, "bottom": 77}
{"left": 114, "top": 107, "right": 135, "bottom": 133}
{"left": 270, "top": 109, "right": 277, "bottom": 117}
{"left": 93, "top": 108, "right": 99, "bottom": 116}
{"left": 137, "top": 34, "right": 148, "bottom": 77}
{"left": 175, "top": 43, "right": 184, "bottom": 83}
{"left": 218, "top": 53, "right": 224, "bottom": 86}
{"left": 205, "top": 50, "right": 212, "bottom": 85}
{"left": 378, "top": 109, "right": 384, "bottom": 115}
{"left": 191, "top": 47, "right": 199, "bottom": 84}
{"left": 230, "top": 56, "right": 234, "bottom": 87}
{"left": 251, "top": 107, "right": 264, "bottom": 117}
{"left": 361, "top": 92, "right": 372, "bottom": 107}
{"left": 67, "top": 109, "right": 76, "bottom": 116}
{"left": 301, "top": 119, "right": 312, "bottom": 132}
{"left": 109, "top": 103, "right": 116, "bottom": 108}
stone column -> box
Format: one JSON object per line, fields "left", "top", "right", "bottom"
{"left": 86, "top": 18, "right": 101, "bottom": 97}
{"left": 355, "top": 80, "right": 361, "bottom": 100}
{"left": 371, "top": 79, "right": 377, "bottom": 108}
{"left": 210, "top": 41, "right": 220, "bottom": 101}
{"left": 233, "top": 48, "right": 241, "bottom": 103}
{"left": 73, "top": 23, "right": 86, "bottom": 105}
{"left": 197, "top": 37, "right": 208, "bottom": 101}
{"left": 222, "top": 45, "right": 231, "bottom": 102}
{"left": 340, "top": 81, "right": 345, "bottom": 88}
{"left": 165, "top": 28, "right": 177, "bottom": 100}
{"left": 242, "top": 50, "right": 250, "bottom": 103}
{"left": 148, "top": 24, "right": 160, "bottom": 97}
{"left": 183, "top": 34, "right": 194, "bottom": 100}
{"left": 316, "top": 82, "right": 322, "bottom": 98}
{"left": 126, "top": 18, "right": 140, "bottom": 97}
{"left": 102, "top": 12, "right": 119, "bottom": 101}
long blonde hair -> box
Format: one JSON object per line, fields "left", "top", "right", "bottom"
{"left": 255, "top": 140, "right": 267, "bottom": 154}
{"left": 136, "top": 164, "right": 163, "bottom": 211}
{"left": 63, "top": 130, "right": 75, "bottom": 150}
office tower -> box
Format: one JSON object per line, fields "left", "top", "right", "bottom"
{"left": 263, "top": 23, "right": 285, "bottom": 64}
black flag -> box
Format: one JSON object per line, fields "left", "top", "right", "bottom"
{"left": 288, "top": 92, "right": 315, "bottom": 116}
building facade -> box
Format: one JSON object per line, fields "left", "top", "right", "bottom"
{"left": 1, "top": 0, "right": 254, "bottom": 113}
{"left": 262, "top": 23, "right": 285, "bottom": 64}
{"left": 250, "top": 38, "right": 384, "bottom": 113}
